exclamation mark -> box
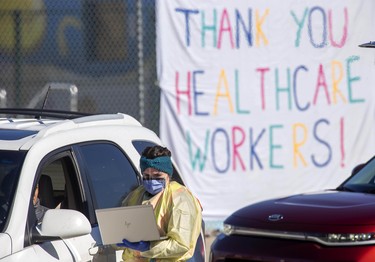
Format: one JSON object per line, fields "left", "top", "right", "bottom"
{"left": 340, "top": 117, "right": 345, "bottom": 168}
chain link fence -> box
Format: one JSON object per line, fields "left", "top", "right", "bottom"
{"left": 0, "top": 0, "right": 159, "bottom": 133}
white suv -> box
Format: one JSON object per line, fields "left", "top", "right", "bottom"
{"left": 0, "top": 109, "right": 205, "bottom": 261}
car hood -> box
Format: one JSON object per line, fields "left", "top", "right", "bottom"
{"left": 226, "top": 191, "right": 375, "bottom": 232}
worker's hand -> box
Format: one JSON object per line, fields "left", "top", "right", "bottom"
{"left": 117, "top": 239, "right": 150, "bottom": 252}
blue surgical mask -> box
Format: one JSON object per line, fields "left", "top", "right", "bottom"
{"left": 143, "top": 179, "right": 166, "bottom": 195}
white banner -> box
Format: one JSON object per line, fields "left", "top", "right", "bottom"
{"left": 157, "top": 0, "right": 375, "bottom": 221}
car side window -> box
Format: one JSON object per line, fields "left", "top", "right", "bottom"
{"left": 78, "top": 143, "right": 139, "bottom": 209}
{"left": 26, "top": 151, "right": 84, "bottom": 246}
{"left": 39, "top": 157, "right": 76, "bottom": 210}
{"left": 36, "top": 153, "right": 84, "bottom": 211}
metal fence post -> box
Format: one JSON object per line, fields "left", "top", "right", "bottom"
{"left": 0, "top": 90, "right": 7, "bottom": 108}
{"left": 137, "top": 0, "right": 145, "bottom": 125}
{"left": 13, "top": 10, "right": 22, "bottom": 108}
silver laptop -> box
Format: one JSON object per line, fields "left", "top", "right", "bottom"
{"left": 95, "top": 205, "right": 166, "bottom": 245}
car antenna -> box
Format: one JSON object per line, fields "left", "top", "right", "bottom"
{"left": 36, "top": 85, "right": 51, "bottom": 119}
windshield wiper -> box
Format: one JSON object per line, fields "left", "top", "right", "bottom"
{"left": 364, "top": 189, "right": 375, "bottom": 194}
{"left": 336, "top": 185, "right": 354, "bottom": 192}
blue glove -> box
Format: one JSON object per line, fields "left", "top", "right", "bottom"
{"left": 117, "top": 239, "right": 150, "bottom": 252}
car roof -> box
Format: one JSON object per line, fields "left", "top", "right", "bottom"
{"left": 0, "top": 109, "right": 144, "bottom": 151}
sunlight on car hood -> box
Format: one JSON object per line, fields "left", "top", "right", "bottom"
{"left": 226, "top": 191, "right": 375, "bottom": 228}
{"left": 275, "top": 190, "right": 375, "bottom": 208}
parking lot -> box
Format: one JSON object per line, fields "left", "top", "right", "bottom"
{"left": 205, "top": 233, "right": 216, "bottom": 259}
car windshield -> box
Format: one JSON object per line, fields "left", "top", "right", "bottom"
{"left": 0, "top": 151, "right": 26, "bottom": 232}
{"left": 339, "top": 157, "right": 375, "bottom": 193}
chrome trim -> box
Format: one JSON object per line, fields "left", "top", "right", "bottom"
{"left": 225, "top": 225, "right": 375, "bottom": 247}
{"left": 268, "top": 214, "right": 284, "bottom": 222}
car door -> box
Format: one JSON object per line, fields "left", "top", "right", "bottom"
{"left": 74, "top": 142, "right": 141, "bottom": 261}
{"left": 24, "top": 149, "right": 96, "bottom": 262}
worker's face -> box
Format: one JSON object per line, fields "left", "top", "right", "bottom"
{"left": 142, "top": 167, "right": 170, "bottom": 195}
{"left": 33, "top": 185, "right": 39, "bottom": 205}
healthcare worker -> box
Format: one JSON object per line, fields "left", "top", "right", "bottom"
{"left": 118, "top": 145, "right": 202, "bottom": 261}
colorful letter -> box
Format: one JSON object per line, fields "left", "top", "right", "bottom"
{"left": 218, "top": 8, "right": 234, "bottom": 49}
{"left": 235, "top": 69, "right": 250, "bottom": 114}
{"left": 293, "top": 123, "right": 308, "bottom": 167}
{"left": 193, "top": 70, "right": 209, "bottom": 116}
{"left": 235, "top": 8, "right": 253, "bottom": 48}
{"left": 175, "top": 71, "right": 192, "bottom": 115}
{"left": 257, "top": 67, "right": 270, "bottom": 110}
{"left": 186, "top": 130, "right": 209, "bottom": 171}
{"left": 331, "top": 60, "right": 347, "bottom": 104}
{"left": 328, "top": 8, "right": 348, "bottom": 48}
{"left": 291, "top": 8, "right": 308, "bottom": 47}
{"left": 211, "top": 128, "right": 230, "bottom": 173}
{"left": 269, "top": 125, "right": 284, "bottom": 169}
{"left": 255, "top": 9, "right": 270, "bottom": 46}
{"left": 201, "top": 9, "right": 217, "bottom": 48}
{"left": 308, "top": 7, "right": 327, "bottom": 48}
{"left": 313, "top": 64, "right": 331, "bottom": 105}
{"left": 175, "top": 8, "right": 199, "bottom": 47}
{"left": 346, "top": 56, "right": 364, "bottom": 103}
{"left": 311, "top": 119, "right": 332, "bottom": 167}
{"left": 249, "top": 128, "right": 265, "bottom": 170}
{"left": 293, "top": 65, "right": 310, "bottom": 111}
{"left": 232, "top": 126, "right": 246, "bottom": 171}
{"left": 275, "top": 68, "right": 292, "bottom": 110}
{"left": 213, "top": 69, "right": 234, "bottom": 115}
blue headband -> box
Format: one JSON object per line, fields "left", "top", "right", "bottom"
{"left": 140, "top": 156, "right": 173, "bottom": 177}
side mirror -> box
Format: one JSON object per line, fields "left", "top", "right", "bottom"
{"left": 33, "top": 209, "right": 91, "bottom": 242}
{"left": 351, "top": 163, "right": 365, "bottom": 176}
